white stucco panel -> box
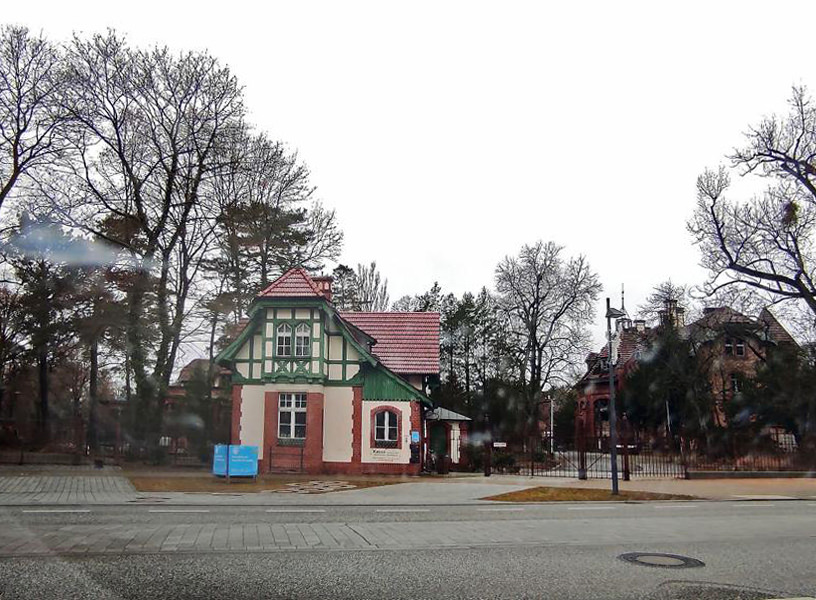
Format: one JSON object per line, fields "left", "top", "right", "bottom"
{"left": 239, "top": 385, "right": 266, "bottom": 459}
{"left": 450, "top": 422, "right": 460, "bottom": 463}
{"left": 328, "top": 364, "right": 343, "bottom": 381}
{"left": 329, "top": 336, "right": 343, "bottom": 360}
{"left": 322, "top": 387, "right": 354, "bottom": 462}
{"left": 361, "top": 401, "right": 412, "bottom": 464}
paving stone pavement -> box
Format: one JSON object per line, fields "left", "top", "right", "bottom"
{"left": 0, "top": 475, "right": 137, "bottom": 504}
{"left": 2, "top": 511, "right": 815, "bottom": 557}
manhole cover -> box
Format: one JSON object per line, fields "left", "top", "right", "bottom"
{"left": 619, "top": 552, "right": 705, "bottom": 569}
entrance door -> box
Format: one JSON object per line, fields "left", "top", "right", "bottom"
{"left": 429, "top": 422, "right": 448, "bottom": 458}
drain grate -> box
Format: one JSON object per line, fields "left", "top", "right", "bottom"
{"left": 619, "top": 552, "right": 705, "bottom": 569}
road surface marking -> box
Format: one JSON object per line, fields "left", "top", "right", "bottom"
{"left": 375, "top": 509, "right": 430, "bottom": 513}
{"left": 477, "top": 507, "right": 525, "bottom": 512}
{"left": 732, "top": 503, "right": 775, "bottom": 507}
{"left": 148, "top": 509, "right": 210, "bottom": 513}
{"left": 22, "top": 509, "right": 91, "bottom": 514}
{"left": 567, "top": 506, "right": 616, "bottom": 511}
{"left": 733, "top": 495, "right": 795, "bottom": 500}
{"left": 265, "top": 509, "right": 327, "bottom": 513}
{"left": 654, "top": 504, "right": 698, "bottom": 509}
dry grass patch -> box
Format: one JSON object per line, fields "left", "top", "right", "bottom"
{"left": 126, "top": 474, "right": 404, "bottom": 494}
{"left": 484, "top": 486, "right": 696, "bottom": 502}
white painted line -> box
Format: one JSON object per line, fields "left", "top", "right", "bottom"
{"left": 733, "top": 495, "right": 795, "bottom": 500}
{"left": 22, "top": 509, "right": 91, "bottom": 514}
{"left": 265, "top": 509, "right": 327, "bottom": 513}
{"left": 375, "top": 509, "right": 430, "bottom": 513}
{"left": 567, "top": 506, "right": 616, "bottom": 511}
{"left": 654, "top": 504, "right": 698, "bottom": 509}
{"left": 148, "top": 509, "right": 210, "bottom": 513}
{"left": 477, "top": 507, "right": 525, "bottom": 512}
{"left": 732, "top": 503, "right": 775, "bottom": 508}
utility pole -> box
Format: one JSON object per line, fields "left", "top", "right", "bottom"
{"left": 606, "top": 298, "right": 626, "bottom": 495}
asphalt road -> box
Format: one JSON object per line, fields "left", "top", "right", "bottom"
{"left": 0, "top": 501, "right": 814, "bottom": 599}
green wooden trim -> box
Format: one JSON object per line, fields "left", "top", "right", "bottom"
{"left": 362, "top": 364, "right": 428, "bottom": 403}
{"left": 215, "top": 314, "right": 261, "bottom": 366}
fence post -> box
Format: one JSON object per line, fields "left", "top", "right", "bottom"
{"left": 530, "top": 436, "right": 535, "bottom": 477}
{"left": 577, "top": 431, "right": 587, "bottom": 480}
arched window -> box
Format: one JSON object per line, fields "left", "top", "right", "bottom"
{"left": 276, "top": 323, "right": 292, "bottom": 357}
{"left": 295, "top": 323, "right": 310, "bottom": 357}
{"left": 374, "top": 410, "right": 399, "bottom": 444}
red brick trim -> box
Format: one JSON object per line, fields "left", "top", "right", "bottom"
{"left": 351, "top": 386, "right": 362, "bottom": 465}
{"left": 320, "top": 461, "right": 421, "bottom": 476}
{"left": 369, "top": 405, "right": 403, "bottom": 450}
{"left": 304, "top": 392, "right": 324, "bottom": 471}
{"left": 230, "top": 385, "right": 243, "bottom": 444}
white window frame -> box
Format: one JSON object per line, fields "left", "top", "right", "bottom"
{"left": 724, "top": 338, "right": 733, "bottom": 356}
{"left": 276, "top": 323, "right": 292, "bottom": 357}
{"left": 735, "top": 339, "right": 745, "bottom": 357}
{"left": 374, "top": 410, "right": 399, "bottom": 443}
{"left": 295, "top": 323, "right": 310, "bottom": 357}
{"left": 278, "top": 392, "right": 307, "bottom": 439}
{"left": 730, "top": 373, "right": 741, "bottom": 393}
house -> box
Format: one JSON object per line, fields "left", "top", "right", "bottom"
{"left": 215, "top": 267, "right": 465, "bottom": 474}
{"left": 575, "top": 300, "right": 798, "bottom": 439}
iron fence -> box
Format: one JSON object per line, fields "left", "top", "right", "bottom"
{"left": 496, "top": 432, "right": 816, "bottom": 479}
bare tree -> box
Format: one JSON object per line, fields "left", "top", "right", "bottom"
{"left": 495, "top": 241, "right": 601, "bottom": 436}
{"left": 0, "top": 26, "right": 68, "bottom": 213}
{"left": 689, "top": 86, "right": 816, "bottom": 320}
{"left": 39, "top": 32, "right": 245, "bottom": 447}
{"left": 356, "top": 261, "right": 390, "bottom": 311}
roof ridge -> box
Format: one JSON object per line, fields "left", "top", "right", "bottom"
{"left": 258, "top": 267, "right": 325, "bottom": 298}
{"left": 338, "top": 311, "right": 441, "bottom": 316}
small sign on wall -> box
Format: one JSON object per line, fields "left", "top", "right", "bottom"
{"left": 492, "top": 442, "right": 507, "bottom": 448}
{"left": 410, "top": 430, "right": 421, "bottom": 444}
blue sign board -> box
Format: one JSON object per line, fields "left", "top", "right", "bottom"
{"left": 213, "top": 444, "right": 259, "bottom": 477}
{"left": 213, "top": 444, "right": 228, "bottom": 476}
{"left": 410, "top": 430, "right": 421, "bottom": 444}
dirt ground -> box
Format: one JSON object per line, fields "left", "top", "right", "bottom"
{"left": 484, "top": 486, "right": 696, "bottom": 502}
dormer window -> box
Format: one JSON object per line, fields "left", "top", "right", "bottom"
{"left": 276, "top": 323, "right": 292, "bottom": 357}
{"left": 725, "top": 338, "right": 745, "bottom": 357}
{"left": 295, "top": 323, "right": 310, "bottom": 357}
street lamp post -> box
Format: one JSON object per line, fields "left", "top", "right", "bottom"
{"left": 606, "top": 298, "right": 626, "bottom": 496}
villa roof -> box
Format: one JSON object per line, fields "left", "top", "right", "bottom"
{"left": 339, "top": 311, "right": 440, "bottom": 375}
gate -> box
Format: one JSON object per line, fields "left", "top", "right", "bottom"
{"left": 524, "top": 435, "right": 687, "bottom": 479}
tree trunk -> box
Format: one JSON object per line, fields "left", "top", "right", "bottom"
{"left": 37, "top": 347, "right": 48, "bottom": 443}
{"left": 87, "top": 336, "right": 99, "bottom": 453}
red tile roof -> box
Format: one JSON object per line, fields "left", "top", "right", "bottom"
{"left": 258, "top": 268, "right": 326, "bottom": 298}
{"left": 339, "top": 311, "right": 440, "bottom": 375}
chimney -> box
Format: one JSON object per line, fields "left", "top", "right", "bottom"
{"left": 312, "top": 275, "right": 333, "bottom": 302}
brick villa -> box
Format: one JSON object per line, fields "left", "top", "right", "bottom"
{"left": 216, "top": 268, "right": 467, "bottom": 474}
{"left": 575, "top": 300, "right": 798, "bottom": 439}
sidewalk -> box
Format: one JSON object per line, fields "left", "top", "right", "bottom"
{"left": 2, "top": 468, "right": 816, "bottom": 505}
{"left": 477, "top": 474, "right": 816, "bottom": 500}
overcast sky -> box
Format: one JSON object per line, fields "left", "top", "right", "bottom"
{"left": 6, "top": 1, "right": 816, "bottom": 348}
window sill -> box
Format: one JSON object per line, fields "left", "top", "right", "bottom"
{"left": 373, "top": 441, "right": 399, "bottom": 449}
{"left": 277, "top": 438, "right": 305, "bottom": 447}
